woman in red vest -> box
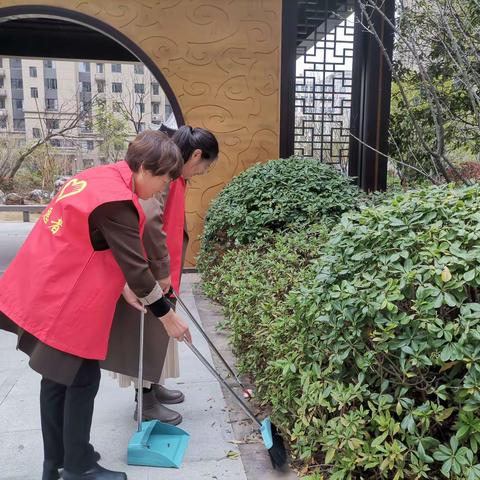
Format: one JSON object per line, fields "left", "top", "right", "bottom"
{"left": 0, "top": 131, "right": 191, "bottom": 480}
{"left": 103, "top": 126, "right": 218, "bottom": 424}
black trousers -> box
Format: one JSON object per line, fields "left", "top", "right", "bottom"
{"left": 40, "top": 359, "right": 100, "bottom": 473}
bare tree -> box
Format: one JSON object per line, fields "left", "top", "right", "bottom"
{"left": 355, "top": 0, "right": 479, "bottom": 184}
{"left": 0, "top": 93, "right": 97, "bottom": 180}
{"left": 114, "top": 71, "right": 153, "bottom": 134}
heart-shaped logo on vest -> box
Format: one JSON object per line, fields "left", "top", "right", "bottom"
{"left": 55, "top": 178, "right": 88, "bottom": 203}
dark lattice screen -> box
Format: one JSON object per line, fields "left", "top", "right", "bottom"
{"left": 295, "top": 0, "right": 355, "bottom": 170}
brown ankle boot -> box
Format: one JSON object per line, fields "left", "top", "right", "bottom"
{"left": 152, "top": 384, "right": 185, "bottom": 404}
{"left": 134, "top": 391, "right": 182, "bottom": 425}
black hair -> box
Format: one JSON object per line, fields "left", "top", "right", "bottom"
{"left": 158, "top": 123, "right": 177, "bottom": 138}
{"left": 171, "top": 125, "right": 219, "bottom": 163}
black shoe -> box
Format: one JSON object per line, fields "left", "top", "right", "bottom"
{"left": 58, "top": 451, "right": 101, "bottom": 469}
{"left": 62, "top": 463, "right": 127, "bottom": 480}
{"left": 42, "top": 463, "right": 60, "bottom": 480}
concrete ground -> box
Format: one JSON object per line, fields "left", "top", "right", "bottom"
{"left": 0, "top": 261, "right": 296, "bottom": 479}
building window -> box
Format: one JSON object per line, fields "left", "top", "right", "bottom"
{"left": 44, "top": 60, "right": 56, "bottom": 69}
{"left": 96, "top": 63, "right": 104, "bottom": 74}
{"left": 29, "top": 66, "right": 38, "bottom": 78}
{"left": 152, "top": 83, "right": 159, "bottom": 95}
{"left": 152, "top": 102, "right": 160, "bottom": 114}
{"left": 112, "top": 82, "right": 122, "bottom": 93}
{"left": 0, "top": 98, "right": 5, "bottom": 109}
{"left": 139, "top": 122, "right": 146, "bottom": 132}
{"left": 134, "top": 83, "right": 145, "bottom": 94}
{"left": 81, "top": 82, "right": 91, "bottom": 93}
{"left": 96, "top": 81, "right": 105, "bottom": 93}
{"left": 165, "top": 104, "right": 173, "bottom": 118}
{"left": 32, "top": 127, "right": 41, "bottom": 138}
{"left": 50, "top": 138, "right": 62, "bottom": 147}
{"left": 45, "top": 119, "right": 60, "bottom": 130}
{"left": 136, "top": 102, "right": 145, "bottom": 114}
{"left": 46, "top": 99, "right": 58, "bottom": 111}
{"left": 11, "top": 78, "right": 23, "bottom": 89}
{"left": 113, "top": 102, "right": 122, "bottom": 112}
{"left": 11, "top": 58, "right": 21, "bottom": 68}
{"left": 15, "top": 99, "right": 23, "bottom": 110}
{"left": 79, "top": 62, "right": 90, "bottom": 73}
{"left": 80, "top": 121, "right": 92, "bottom": 133}
{"left": 31, "top": 87, "right": 38, "bottom": 98}
{"left": 0, "top": 78, "right": 4, "bottom": 88}
{"left": 0, "top": 118, "right": 6, "bottom": 129}
{"left": 111, "top": 64, "right": 122, "bottom": 73}
{"left": 13, "top": 119, "right": 25, "bottom": 131}
{"left": 82, "top": 140, "right": 94, "bottom": 151}
{"left": 16, "top": 138, "right": 26, "bottom": 148}
{"left": 80, "top": 101, "right": 92, "bottom": 113}
{"left": 46, "top": 78, "right": 57, "bottom": 90}
{"left": 134, "top": 64, "right": 144, "bottom": 75}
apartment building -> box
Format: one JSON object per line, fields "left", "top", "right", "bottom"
{"left": 0, "top": 57, "right": 174, "bottom": 171}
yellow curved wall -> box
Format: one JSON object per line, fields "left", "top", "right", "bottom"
{"left": 0, "top": 0, "right": 282, "bottom": 265}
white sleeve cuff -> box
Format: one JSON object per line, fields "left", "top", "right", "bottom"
{"left": 139, "top": 282, "right": 163, "bottom": 305}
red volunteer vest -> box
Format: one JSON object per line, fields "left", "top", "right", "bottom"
{"left": 0, "top": 161, "right": 145, "bottom": 359}
{"left": 163, "top": 177, "right": 186, "bottom": 293}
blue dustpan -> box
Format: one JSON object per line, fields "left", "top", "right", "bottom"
{"left": 127, "top": 311, "right": 189, "bottom": 468}
{"left": 128, "top": 420, "right": 189, "bottom": 468}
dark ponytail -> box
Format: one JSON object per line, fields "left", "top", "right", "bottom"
{"left": 172, "top": 125, "right": 219, "bottom": 163}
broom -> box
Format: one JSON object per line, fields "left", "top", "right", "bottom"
{"left": 185, "top": 342, "right": 287, "bottom": 468}
{"left": 166, "top": 292, "right": 287, "bottom": 468}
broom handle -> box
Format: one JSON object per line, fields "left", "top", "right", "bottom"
{"left": 173, "top": 292, "right": 248, "bottom": 391}
{"left": 137, "top": 309, "right": 145, "bottom": 433}
{"left": 185, "top": 341, "right": 262, "bottom": 428}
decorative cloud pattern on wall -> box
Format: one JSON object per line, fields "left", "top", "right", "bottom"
{"left": 0, "top": 0, "right": 282, "bottom": 265}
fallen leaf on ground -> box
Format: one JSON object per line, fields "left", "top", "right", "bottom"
{"left": 226, "top": 450, "right": 240, "bottom": 460}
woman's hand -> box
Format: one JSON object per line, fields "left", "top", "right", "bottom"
{"left": 121, "top": 284, "right": 146, "bottom": 313}
{"left": 158, "top": 275, "right": 172, "bottom": 294}
{"left": 160, "top": 310, "right": 192, "bottom": 343}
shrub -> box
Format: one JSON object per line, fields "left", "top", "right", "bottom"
{"left": 202, "top": 224, "right": 328, "bottom": 380}
{"left": 198, "top": 157, "right": 362, "bottom": 272}
{"left": 204, "top": 184, "right": 480, "bottom": 479}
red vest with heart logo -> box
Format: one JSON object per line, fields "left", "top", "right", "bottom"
{"left": 0, "top": 161, "right": 145, "bottom": 359}
{"left": 163, "top": 177, "right": 186, "bottom": 293}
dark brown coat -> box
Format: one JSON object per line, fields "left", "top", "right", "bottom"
{"left": 100, "top": 195, "right": 189, "bottom": 383}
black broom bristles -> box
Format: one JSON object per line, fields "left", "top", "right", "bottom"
{"left": 267, "top": 422, "right": 287, "bottom": 469}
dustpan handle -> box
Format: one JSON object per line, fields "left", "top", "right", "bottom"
{"left": 185, "top": 341, "right": 262, "bottom": 428}
{"left": 172, "top": 292, "right": 247, "bottom": 391}
{"left": 137, "top": 309, "right": 145, "bottom": 433}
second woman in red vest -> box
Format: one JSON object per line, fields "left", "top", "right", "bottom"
{"left": 102, "top": 126, "right": 219, "bottom": 424}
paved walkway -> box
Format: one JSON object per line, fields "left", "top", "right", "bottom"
{"left": 0, "top": 275, "right": 250, "bottom": 480}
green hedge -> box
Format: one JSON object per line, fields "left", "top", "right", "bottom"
{"left": 198, "top": 157, "right": 362, "bottom": 272}
{"left": 202, "top": 184, "right": 480, "bottom": 479}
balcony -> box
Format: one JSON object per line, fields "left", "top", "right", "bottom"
{"left": 0, "top": 108, "right": 7, "bottom": 118}
{"left": 95, "top": 72, "right": 105, "bottom": 81}
{"left": 0, "top": 88, "right": 6, "bottom": 97}
{"left": 151, "top": 113, "right": 163, "bottom": 123}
